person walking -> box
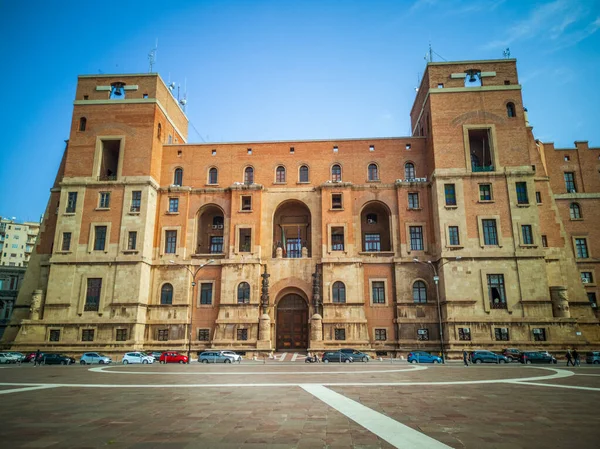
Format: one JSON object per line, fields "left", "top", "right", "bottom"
{"left": 572, "top": 348, "right": 580, "bottom": 367}
{"left": 566, "top": 349, "right": 573, "bottom": 366}
{"left": 33, "top": 349, "right": 41, "bottom": 367}
{"left": 463, "top": 350, "right": 469, "bottom": 367}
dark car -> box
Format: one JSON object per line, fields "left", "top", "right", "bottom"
{"left": 520, "top": 351, "right": 557, "bottom": 364}
{"left": 586, "top": 351, "right": 600, "bottom": 364}
{"left": 322, "top": 351, "right": 353, "bottom": 363}
{"left": 340, "top": 349, "right": 370, "bottom": 362}
{"left": 502, "top": 348, "right": 522, "bottom": 362}
{"left": 42, "top": 354, "right": 75, "bottom": 365}
{"left": 470, "top": 350, "right": 508, "bottom": 364}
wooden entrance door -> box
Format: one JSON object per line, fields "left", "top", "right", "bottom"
{"left": 276, "top": 294, "right": 308, "bottom": 350}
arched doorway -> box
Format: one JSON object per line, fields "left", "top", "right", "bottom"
{"left": 276, "top": 294, "right": 309, "bottom": 350}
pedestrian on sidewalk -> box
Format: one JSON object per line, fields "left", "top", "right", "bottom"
{"left": 566, "top": 349, "right": 573, "bottom": 366}
{"left": 33, "top": 349, "right": 41, "bottom": 367}
{"left": 463, "top": 350, "right": 469, "bottom": 367}
{"left": 573, "top": 348, "right": 580, "bottom": 367}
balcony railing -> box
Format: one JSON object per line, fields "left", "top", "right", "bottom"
{"left": 472, "top": 164, "right": 495, "bottom": 172}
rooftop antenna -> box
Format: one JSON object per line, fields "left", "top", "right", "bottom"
{"left": 148, "top": 39, "right": 158, "bottom": 73}
{"left": 179, "top": 77, "right": 187, "bottom": 111}
{"left": 503, "top": 47, "right": 511, "bottom": 59}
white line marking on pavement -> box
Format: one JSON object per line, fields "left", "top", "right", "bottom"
{"left": 279, "top": 353, "right": 287, "bottom": 362}
{"left": 575, "top": 373, "right": 600, "bottom": 377}
{"left": 510, "top": 381, "right": 600, "bottom": 391}
{"left": 0, "top": 385, "right": 59, "bottom": 395}
{"left": 291, "top": 352, "right": 298, "bottom": 362}
{"left": 300, "top": 384, "right": 451, "bottom": 449}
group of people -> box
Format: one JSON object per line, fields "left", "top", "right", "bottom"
{"left": 566, "top": 349, "right": 581, "bottom": 366}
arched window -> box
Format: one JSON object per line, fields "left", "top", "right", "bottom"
{"left": 332, "top": 281, "right": 346, "bottom": 303}
{"left": 368, "top": 163, "right": 379, "bottom": 181}
{"left": 244, "top": 167, "right": 254, "bottom": 185}
{"left": 413, "top": 281, "right": 427, "bottom": 304}
{"left": 79, "top": 117, "right": 87, "bottom": 132}
{"left": 299, "top": 165, "right": 309, "bottom": 183}
{"left": 506, "top": 102, "right": 516, "bottom": 118}
{"left": 276, "top": 166, "right": 286, "bottom": 183}
{"left": 160, "top": 284, "right": 173, "bottom": 305}
{"left": 237, "top": 282, "right": 250, "bottom": 304}
{"left": 331, "top": 164, "right": 342, "bottom": 182}
{"left": 173, "top": 168, "right": 183, "bottom": 186}
{"left": 405, "top": 163, "right": 415, "bottom": 180}
{"left": 208, "top": 167, "right": 218, "bottom": 184}
{"left": 157, "top": 123, "right": 162, "bottom": 139}
{"left": 570, "top": 203, "right": 582, "bottom": 219}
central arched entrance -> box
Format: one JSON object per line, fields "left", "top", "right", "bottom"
{"left": 276, "top": 294, "right": 309, "bottom": 351}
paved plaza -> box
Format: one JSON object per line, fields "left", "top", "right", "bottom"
{"left": 0, "top": 360, "right": 599, "bottom": 448}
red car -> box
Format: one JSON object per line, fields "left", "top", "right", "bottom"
{"left": 159, "top": 352, "right": 188, "bottom": 364}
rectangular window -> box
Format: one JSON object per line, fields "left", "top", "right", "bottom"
{"left": 588, "top": 292, "right": 597, "bottom": 306}
{"left": 49, "top": 329, "right": 61, "bottom": 342}
{"left": 127, "top": 231, "right": 137, "bottom": 250}
{"left": 331, "top": 227, "right": 344, "bottom": 251}
{"left": 521, "top": 225, "right": 534, "bottom": 245}
{"left": 365, "top": 234, "right": 381, "bottom": 252}
{"left": 169, "top": 198, "right": 179, "bottom": 213}
{"left": 409, "top": 226, "right": 424, "bottom": 251}
{"left": 533, "top": 328, "right": 546, "bottom": 342}
{"left": 372, "top": 281, "right": 385, "bottom": 304}
{"left": 116, "top": 329, "right": 127, "bottom": 341}
{"left": 131, "top": 191, "right": 141, "bottom": 212}
{"left": 417, "top": 329, "right": 429, "bottom": 341}
{"left": 241, "top": 196, "right": 252, "bottom": 211}
{"left": 564, "top": 172, "right": 576, "bottom": 192}
{"left": 482, "top": 219, "right": 498, "bottom": 245}
{"left": 375, "top": 329, "right": 387, "bottom": 341}
{"left": 581, "top": 272, "right": 593, "bottom": 284}
{"left": 479, "top": 184, "right": 492, "bottom": 201}
{"left": 61, "top": 232, "right": 72, "bottom": 251}
{"left": 331, "top": 193, "right": 343, "bottom": 209}
{"left": 444, "top": 184, "right": 457, "bottom": 206}
{"left": 494, "top": 328, "right": 509, "bottom": 341}
{"left": 458, "top": 328, "right": 471, "bottom": 341}
{"left": 237, "top": 328, "right": 248, "bottom": 341}
{"left": 542, "top": 235, "right": 548, "bottom": 247}
{"left": 157, "top": 329, "right": 169, "bottom": 341}
{"left": 210, "top": 236, "right": 224, "bottom": 254}
{"left": 94, "top": 226, "right": 107, "bottom": 251}
{"left": 99, "top": 192, "right": 110, "bottom": 208}
{"left": 82, "top": 329, "right": 95, "bottom": 342}
{"left": 488, "top": 274, "right": 507, "bottom": 309}
{"left": 200, "top": 283, "right": 213, "bottom": 305}
{"left": 164, "top": 230, "right": 176, "bottom": 254}
{"left": 334, "top": 328, "right": 346, "bottom": 340}
{"left": 198, "top": 329, "right": 210, "bottom": 341}
{"left": 516, "top": 182, "right": 528, "bottom": 204}
{"left": 239, "top": 228, "right": 252, "bottom": 252}
{"left": 448, "top": 226, "right": 460, "bottom": 246}
{"left": 84, "top": 278, "right": 102, "bottom": 312}
{"left": 468, "top": 128, "right": 494, "bottom": 171}
{"left": 408, "top": 192, "right": 419, "bottom": 209}
{"left": 575, "top": 238, "right": 589, "bottom": 259}
{"left": 535, "top": 191, "right": 542, "bottom": 204}
{"left": 66, "top": 192, "right": 77, "bottom": 213}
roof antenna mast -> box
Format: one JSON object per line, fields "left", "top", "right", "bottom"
{"left": 148, "top": 38, "right": 158, "bottom": 73}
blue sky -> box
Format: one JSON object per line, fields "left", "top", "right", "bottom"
{"left": 1, "top": 0, "right": 599, "bottom": 222}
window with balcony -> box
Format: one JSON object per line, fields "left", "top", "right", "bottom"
{"left": 210, "top": 236, "right": 223, "bottom": 254}
{"left": 364, "top": 234, "right": 381, "bottom": 252}
{"left": 468, "top": 128, "right": 494, "bottom": 172}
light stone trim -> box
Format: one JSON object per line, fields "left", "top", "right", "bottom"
{"left": 404, "top": 221, "right": 428, "bottom": 254}
{"left": 368, "top": 278, "right": 389, "bottom": 306}
{"left": 160, "top": 226, "right": 183, "bottom": 258}
{"left": 197, "top": 280, "right": 216, "bottom": 307}
{"left": 87, "top": 222, "right": 112, "bottom": 254}
{"left": 326, "top": 223, "right": 348, "bottom": 255}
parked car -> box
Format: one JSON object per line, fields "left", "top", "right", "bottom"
{"left": 146, "top": 351, "right": 163, "bottom": 360}
{"left": 2, "top": 353, "right": 22, "bottom": 363}
{"left": 340, "top": 349, "right": 370, "bottom": 362}
{"left": 199, "top": 351, "right": 232, "bottom": 363}
{"left": 219, "top": 350, "right": 243, "bottom": 362}
{"left": 470, "top": 350, "right": 508, "bottom": 364}
{"left": 586, "top": 351, "right": 600, "bottom": 364}
{"left": 502, "top": 348, "right": 522, "bottom": 362}
{"left": 23, "top": 352, "right": 38, "bottom": 363}
{"left": 519, "top": 351, "right": 557, "bottom": 364}
{"left": 408, "top": 351, "right": 442, "bottom": 364}
{"left": 322, "top": 351, "right": 353, "bottom": 363}
{"left": 42, "top": 354, "right": 75, "bottom": 365}
{"left": 80, "top": 352, "right": 112, "bottom": 365}
{"left": 122, "top": 352, "right": 154, "bottom": 364}
{"left": 159, "top": 352, "right": 189, "bottom": 364}
{"left": 0, "top": 353, "right": 16, "bottom": 364}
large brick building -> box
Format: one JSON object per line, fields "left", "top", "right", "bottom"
{"left": 2, "top": 58, "right": 599, "bottom": 358}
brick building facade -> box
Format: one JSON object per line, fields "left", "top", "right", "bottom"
{"left": 2, "top": 59, "right": 599, "bottom": 358}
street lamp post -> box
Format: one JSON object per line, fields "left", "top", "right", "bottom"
{"left": 170, "top": 259, "right": 215, "bottom": 363}
{"left": 413, "top": 256, "right": 461, "bottom": 364}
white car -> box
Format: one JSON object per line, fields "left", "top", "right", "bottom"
{"left": 0, "top": 353, "right": 15, "bottom": 364}
{"left": 219, "top": 350, "right": 242, "bottom": 362}
{"left": 80, "top": 352, "right": 112, "bottom": 365}
{"left": 122, "top": 352, "right": 154, "bottom": 364}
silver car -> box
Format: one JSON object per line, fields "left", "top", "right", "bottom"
{"left": 80, "top": 352, "right": 112, "bottom": 365}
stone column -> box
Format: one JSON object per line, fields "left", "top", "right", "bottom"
{"left": 30, "top": 290, "right": 43, "bottom": 320}
{"left": 310, "top": 313, "right": 323, "bottom": 342}
{"left": 550, "top": 286, "right": 571, "bottom": 318}
{"left": 257, "top": 265, "right": 272, "bottom": 350}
